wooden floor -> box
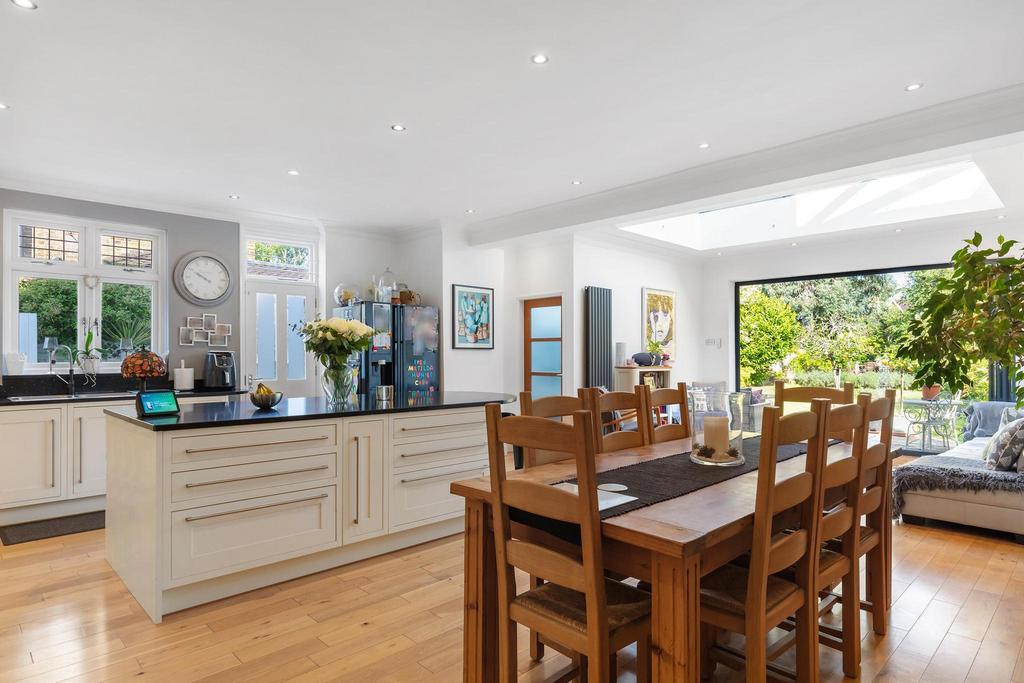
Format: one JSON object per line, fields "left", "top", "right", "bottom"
{"left": 0, "top": 519, "right": 1023, "bottom": 682}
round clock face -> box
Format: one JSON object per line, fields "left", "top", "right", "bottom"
{"left": 175, "top": 252, "right": 232, "bottom": 306}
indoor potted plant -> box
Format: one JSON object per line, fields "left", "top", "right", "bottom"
{"left": 74, "top": 329, "right": 103, "bottom": 384}
{"left": 898, "top": 233, "right": 1024, "bottom": 405}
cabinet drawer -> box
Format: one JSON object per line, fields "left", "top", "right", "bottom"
{"left": 170, "top": 424, "right": 337, "bottom": 467}
{"left": 391, "top": 409, "right": 485, "bottom": 442}
{"left": 389, "top": 461, "right": 488, "bottom": 531}
{"left": 171, "top": 452, "right": 337, "bottom": 503}
{"left": 170, "top": 486, "right": 337, "bottom": 581}
{"left": 392, "top": 432, "right": 488, "bottom": 469}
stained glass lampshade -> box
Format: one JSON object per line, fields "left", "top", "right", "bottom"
{"left": 121, "top": 347, "right": 167, "bottom": 391}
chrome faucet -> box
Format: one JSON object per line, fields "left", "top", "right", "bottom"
{"left": 50, "top": 345, "right": 76, "bottom": 397}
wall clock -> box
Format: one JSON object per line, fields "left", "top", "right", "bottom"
{"left": 173, "top": 251, "right": 234, "bottom": 307}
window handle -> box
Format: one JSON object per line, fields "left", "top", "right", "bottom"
{"left": 122, "top": 267, "right": 146, "bottom": 273}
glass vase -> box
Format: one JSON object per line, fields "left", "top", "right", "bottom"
{"left": 321, "top": 360, "right": 357, "bottom": 406}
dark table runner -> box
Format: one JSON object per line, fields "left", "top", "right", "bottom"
{"left": 510, "top": 436, "right": 821, "bottom": 544}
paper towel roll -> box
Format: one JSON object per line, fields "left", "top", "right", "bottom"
{"left": 173, "top": 366, "right": 194, "bottom": 391}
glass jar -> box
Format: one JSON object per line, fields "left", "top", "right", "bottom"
{"left": 687, "top": 388, "right": 746, "bottom": 454}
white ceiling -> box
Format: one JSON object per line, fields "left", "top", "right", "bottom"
{"left": 2, "top": 1, "right": 1024, "bottom": 234}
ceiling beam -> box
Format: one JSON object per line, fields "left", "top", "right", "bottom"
{"left": 466, "top": 83, "right": 1024, "bottom": 246}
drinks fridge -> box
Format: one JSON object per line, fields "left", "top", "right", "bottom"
{"left": 394, "top": 305, "right": 439, "bottom": 393}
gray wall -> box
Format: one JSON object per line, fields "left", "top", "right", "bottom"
{"left": 0, "top": 188, "right": 240, "bottom": 372}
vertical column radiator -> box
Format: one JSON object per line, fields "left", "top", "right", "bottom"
{"left": 585, "top": 286, "right": 613, "bottom": 388}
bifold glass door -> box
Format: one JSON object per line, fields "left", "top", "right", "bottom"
{"left": 245, "top": 283, "right": 316, "bottom": 397}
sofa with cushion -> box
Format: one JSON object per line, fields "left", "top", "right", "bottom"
{"left": 894, "top": 403, "right": 1024, "bottom": 541}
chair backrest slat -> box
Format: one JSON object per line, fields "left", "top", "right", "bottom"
{"left": 644, "top": 382, "right": 692, "bottom": 444}
{"left": 775, "top": 381, "right": 856, "bottom": 441}
{"left": 502, "top": 479, "right": 581, "bottom": 525}
{"left": 816, "top": 396, "right": 869, "bottom": 552}
{"left": 506, "top": 539, "right": 586, "bottom": 592}
{"left": 519, "top": 391, "right": 588, "bottom": 468}
{"left": 767, "top": 529, "right": 809, "bottom": 576}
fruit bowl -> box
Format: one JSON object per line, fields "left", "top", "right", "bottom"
{"left": 249, "top": 391, "right": 283, "bottom": 410}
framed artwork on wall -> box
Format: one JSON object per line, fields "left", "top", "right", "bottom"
{"left": 452, "top": 284, "right": 494, "bottom": 349}
{"left": 642, "top": 287, "right": 676, "bottom": 358}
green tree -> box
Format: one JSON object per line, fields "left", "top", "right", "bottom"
{"left": 738, "top": 291, "right": 801, "bottom": 386}
{"left": 17, "top": 277, "right": 78, "bottom": 358}
{"left": 760, "top": 274, "right": 897, "bottom": 328}
{"left": 802, "top": 318, "right": 868, "bottom": 387}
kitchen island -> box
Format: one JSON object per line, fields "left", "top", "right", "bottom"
{"left": 104, "top": 391, "right": 512, "bottom": 622}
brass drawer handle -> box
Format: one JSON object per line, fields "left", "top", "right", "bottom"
{"left": 184, "top": 464, "right": 330, "bottom": 488}
{"left": 400, "top": 443, "right": 486, "bottom": 458}
{"left": 400, "top": 466, "right": 484, "bottom": 484}
{"left": 184, "top": 435, "right": 329, "bottom": 454}
{"left": 399, "top": 420, "right": 482, "bottom": 432}
{"left": 184, "top": 492, "right": 329, "bottom": 522}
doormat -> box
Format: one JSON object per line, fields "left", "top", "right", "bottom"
{"left": 0, "top": 511, "right": 105, "bottom": 545}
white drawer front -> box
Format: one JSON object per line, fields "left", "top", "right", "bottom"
{"left": 389, "top": 461, "right": 487, "bottom": 531}
{"left": 391, "top": 409, "right": 485, "bottom": 442}
{"left": 170, "top": 486, "right": 337, "bottom": 581}
{"left": 170, "top": 424, "right": 337, "bottom": 467}
{"left": 170, "top": 452, "right": 337, "bottom": 503}
{"left": 392, "top": 432, "right": 488, "bottom": 469}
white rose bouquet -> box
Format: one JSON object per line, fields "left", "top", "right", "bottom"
{"left": 294, "top": 317, "right": 375, "bottom": 403}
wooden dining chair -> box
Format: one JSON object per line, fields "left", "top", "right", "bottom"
{"left": 580, "top": 386, "right": 650, "bottom": 453}
{"left": 823, "top": 388, "right": 896, "bottom": 636}
{"left": 519, "top": 391, "right": 590, "bottom": 468}
{"left": 518, "top": 389, "right": 589, "bottom": 663}
{"left": 485, "top": 403, "right": 652, "bottom": 682}
{"left": 775, "top": 380, "right": 855, "bottom": 441}
{"left": 642, "top": 382, "right": 691, "bottom": 444}
{"left": 700, "top": 400, "right": 830, "bottom": 683}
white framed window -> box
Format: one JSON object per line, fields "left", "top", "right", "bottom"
{"left": 3, "top": 209, "right": 167, "bottom": 373}
{"left": 245, "top": 236, "right": 314, "bottom": 283}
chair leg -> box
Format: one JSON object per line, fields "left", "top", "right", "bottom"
{"left": 868, "top": 546, "right": 888, "bottom": 636}
{"left": 793, "top": 600, "right": 818, "bottom": 683}
{"left": 636, "top": 634, "right": 652, "bottom": 683}
{"left": 746, "top": 631, "right": 768, "bottom": 683}
{"left": 529, "top": 576, "right": 545, "bottom": 661}
{"left": 841, "top": 568, "right": 861, "bottom": 678}
{"left": 499, "top": 617, "right": 518, "bottom": 683}
{"left": 575, "top": 654, "right": 589, "bottom": 682}
{"left": 700, "top": 623, "right": 718, "bottom": 682}
{"left": 609, "top": 652, "right": 617, "bottom": 681}
{"left": 587, "top": 653, "right": 607, "bottom": 683}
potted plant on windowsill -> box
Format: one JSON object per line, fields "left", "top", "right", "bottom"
{"left": 898, "top": 232, "right": 1024, "bottom": 405}
{"left": 73, "top": 330, "right": 102, "bottom": 385}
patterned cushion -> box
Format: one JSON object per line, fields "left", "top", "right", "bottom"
{"left": 984, "top": 418, "right": 1024, "bottom": 471}
{"left": 1000, "top": 407, "right": 1024, "bottom": 429}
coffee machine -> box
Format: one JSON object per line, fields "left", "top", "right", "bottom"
{"left": 202, "top": 351, "right": 237, "bottom": 390}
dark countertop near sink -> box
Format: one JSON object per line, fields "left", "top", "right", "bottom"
{"left": 0, "top": 388, "right": 248, "bottom": 407}
{"left": 104, "top": 391, "right": 515, "bottom": 431}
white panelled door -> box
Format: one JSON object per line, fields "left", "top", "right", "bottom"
{"left": 244, "top": 282, "right": 317, "bottom": 397}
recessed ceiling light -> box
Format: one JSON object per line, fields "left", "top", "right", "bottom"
{"left": 698, "top": 142, "right": 710, "bottom": 150}
{"left": 286, "top": 170, "right": 300, "bottom": 176}
{"left": 531, "top": 54, "right": 549, "bottom": 65}
{"left": 465, "top": 209, "right": 474, "bottom": 214}
{"left": 895, "top": 227, "right": 903, "bottom": 233}
{"left": 904, "top": 82, "right": 924, "bottom": 92}
{"left": 997, "top": 214, "right": 1006, "bottom": 220}
{"left": 571, "top": 179, "right": 583, "bottom": 185}
{"left": 391, "top": 124, "right": 406, "bottom": 132}
{"left": 228, "top": 194, "right": 240, "bottom": 200}
{"left": 790, "top": 242, "right": 799, "bottom": 247}
{"left": 10, "top": 0, "right": 38, "bottom": 9}
{"left": 715, "top": 251, "right": 722, "bottom": 256}
{"left": 0, "top": 103, "right": 8, "bottom": 110}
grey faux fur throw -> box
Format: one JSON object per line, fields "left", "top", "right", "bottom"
{"left": 892, "top": 455, "right": 1024, "bottom": 516}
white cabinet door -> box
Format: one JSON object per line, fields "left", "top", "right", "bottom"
{"left": 343, "top": 418, "right": 385, "bottom": 543}
{"left": 0, "top": 408, "right": 63, "bottom": 507}
{"left": 71, "top": 405, "right": 109, "bottom": 497}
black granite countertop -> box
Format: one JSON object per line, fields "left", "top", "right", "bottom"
{"left": 104, "top": 391, "right": 515, "bottom": 431}
{"left": 0, "top": 388, "right": 247, "bottom": 407}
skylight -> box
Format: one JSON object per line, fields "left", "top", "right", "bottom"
{"left": 619, "top": 160, "right": 1004, "bottom": 250}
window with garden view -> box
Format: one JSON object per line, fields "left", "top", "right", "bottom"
{"left": 5, "top": 211, "right": 164, "bottom": 371}
{"left": 737, "top": 266, "right": 990, "bottom": 405}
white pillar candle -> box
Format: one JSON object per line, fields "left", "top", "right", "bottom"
{"left": 703, "top": 416, "right": 730, "bottom": 458}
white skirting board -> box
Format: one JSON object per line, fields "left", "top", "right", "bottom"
{"left": 0, "top": 495, "right": 105, "bottom": 526}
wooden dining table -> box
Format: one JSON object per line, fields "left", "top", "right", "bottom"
{"left": 451, "top": 436, "right": 873, "bottom": 682}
